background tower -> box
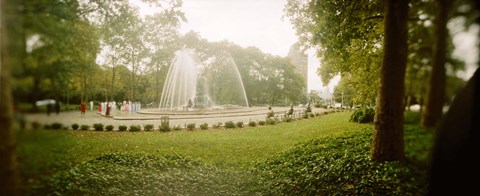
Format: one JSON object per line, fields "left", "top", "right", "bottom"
{"left": 288, "top": 42, "right": 309, "bottom": 97}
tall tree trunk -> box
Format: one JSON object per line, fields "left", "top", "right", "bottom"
{"left": 372, "top": 0, "right": 408, "bottom": 162}
{"left": 422, "top": 0, "right": 450, "bottom": 128}
{"left": 0, "top": 0, "right": 21, "bottom": 194}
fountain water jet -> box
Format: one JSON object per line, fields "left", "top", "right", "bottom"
{"left": 159, "top": 49, "right": 249, "bottom": 111}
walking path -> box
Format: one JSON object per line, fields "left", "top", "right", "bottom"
{"left": 24, "top": 106, "right": 326, "bottom": 129}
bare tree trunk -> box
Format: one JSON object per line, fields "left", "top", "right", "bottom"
{"left": 0, "top": 0, "right": 21, "bottom": 194}
{"left": 422, "top": 0, "right": 451, "bottom": 128}
{"left": 372, "top": 0, "right": 408, "bottom": 162}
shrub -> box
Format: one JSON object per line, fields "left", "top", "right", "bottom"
{"left": 51, "top": 122, "right": 63, "bottom": 130}
{"left": 31, "top": 121, "right": 41, "bottom": 130}
{"left": 118, "top": 125, "right": 128, "bottom": 132}
{"left": 266, "top": 118, "right": 276, "bottom": 125}
{"left": 350, "top": 107, "right": 374, "bottom": 123}
{"left": 80, "top": 124, "right": 90, "bottom": 131}
{"left": 224, "top": 121, "right": 235, "bottom": 129}
{"left": 159, "top": 124, "right": 171, "bottom": 132}
{"left": 186, "top": 123, "right": 196, "bottom": 131}
{"left": 248, "top": 121, "right": 257, "bottom": 127}
{"left": 212, "top": 123, "right": 222, "bottom": 129}
{"left": 236, "top": 121, "right": 244, "bottom": 128}
{"left": 93, "top": 123, "right": 104, "bottom": 131}
{"left": 258, "top": 120, "right": 266, "bottom": 126}
{"left": 303, "top": 113, "right": 310, "bottom": 119}
{"left": 43, "top": 124, "right": 51, "bottom": 129}
{"left": 71, "top": 123, "right": 79, "bottom": 130}
{"left": 144, "top": 124, "right": 154, "bottom": 131}
{"left": 200, "top": 123, "right": 208, "bottom": 130}
{"left": 129, "top": 125, "right": 141, "bottom": 132}
{"left": 172, "top": 125, "right": 182, "bottom": 131}
{"left": 105, "top": 125, "right": 114, "bottom": 131}
{"left": 284, "top": 116, "right": 292, "bottom": 122}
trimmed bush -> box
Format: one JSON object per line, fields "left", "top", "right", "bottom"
{"left": 212, "top": 123, "right": 222, "bottom": 129}
{"left": 93, "top": 123, "right": 104, "bottom": 131}
{"left": 105, "top": 125, "right": 114, "bottom": 131}
{"left": 258, "top": 120, "right": 266, "bottom": 126}
{"left": 129, "top": 125, "right": 141, "bottom": 132}
{"left": 266, "top": 118, "right": 276, "bottom": 125}
{"left": 31, "top": 121, "right": 41, "bottom": 130}
{"left": 248, "top": 121, "right": 256, "bottom": 127}
{"left": 144, "top": 124, "right": 154, "bottom": 131}
{"left": 51, "top": 122, "right": 63, "bottom": 130}
{"left": 236, "top": 121, "right": 244, "bottom": 128}
{"left": 224, "top": 121, "right": 235, "bottom": 129}
{"left": 186, "top": 123, "right": 196, "bottom": 131}
{"left": 159, "top": 124, "right": 171, "bottom": 132}
{"left": 172, "top": 125, "right": 182, "bottom": 131}
{"left": 200, "top": 123, "right": 208, "bottom": 130}
{"left": 350, "top": 107, "right": 374, "bottom": 123}
{"left": 284, "top": 116, "right": 292, "bottom": 123}
{"left": 80, "top": 124, "right": 90, "bottom": 131}
{"left": 71, "top": 123, "right": 79, "bottom": 130}
{"left": 118, "top": 125, "right": 128, "bottom": 132}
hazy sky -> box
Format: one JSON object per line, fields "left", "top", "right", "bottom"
{"left": 133, "top": 0, "right": 331, "bottom": 92}
{"left": 133, "top": 0, "right": 479, "bottom": 92}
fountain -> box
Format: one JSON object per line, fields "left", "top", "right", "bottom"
{"left": 158, "top": 49, "right": 249, "bottom": 111}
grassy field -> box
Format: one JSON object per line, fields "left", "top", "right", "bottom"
{"left": 16, "top": 111, "right": 432, "bottom": 195}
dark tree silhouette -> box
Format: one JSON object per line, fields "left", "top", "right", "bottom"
{"left": 372, "top": 0, "right": 409, "bottom": 161}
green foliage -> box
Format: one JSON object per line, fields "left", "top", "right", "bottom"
{"left": 71, "top": 123, "right": 79, "bottom": 130}
{"left": 105, "top": 125, "right": 114, "bottom": 131}
{"left": 159, "top": 124, "right": 171, "bottom": 132}
{"left": 266, "top": 118, "right": 277, "bottom": 125}
{"left": 253, "top": 127, "right": 430, "bottom": 195}
{"left": 43, "top": 124, "right": 51, "bottom": 130}
{"left": 80, "top": 125, "right": 90, "bottom": 131}
{"left": 404, "top": 111, "right": 421, "bottom": 125}
{"left": 284, "top": 116, "right": 292, "bottom": 122}
{"left": 258, "top": 120, "right": 266, "bottom": 126}
{"left": 129, "top": 125, "right": 141, "bottom": 132}
{"left": 31, "top": 121, "right": 42, "bottom": 130}
{"left": 43, "top": 153, "right": 256, "bottom": 195}
{"left": 51, "top": 122, "right": 63, "bottom": 130}
{"left": 236, "top": 121, "right": 244, "bottom": 128}
{"left": 186, "top": 123, "right": 196, "bottom": 131}
{"left": 349, "top": 107, "right": 375, "bottom": 123}
{"left": 17, "top": 112, "right": 433, "bottom": 195}
{"left": 172, "top": 125, "right": 182, "bottom": 131}
{"left": 118, "top": 125, "right": 128, "bottom": 132}
{"left": 212, "top": 123, "right": 222, "bottom": 129}
{"left": 93, "top": 123, "right": 104, "bottom": 131}
{"left": 144, "top": 124, "right": 154, "bottom": 131}
{"left": 248, "top": 121, "right": 256, "bottom": 127}
{"left": 200, "top": 123, "right": 209, "bottom": 130}
{"left": 224, "top": 121, "right": 235, "bottom": 129}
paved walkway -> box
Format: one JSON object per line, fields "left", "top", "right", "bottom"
{"left": 24, "top": 106, "right": 326, "bottom": 130}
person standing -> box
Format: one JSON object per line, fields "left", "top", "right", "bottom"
{"left": 54, "top": 100, "right": 60, "bottom": 115}
{"left": 89, "top": 101, "right": 93, "bottom": 111}
{"left": 80, "top": 102, "right": 86, "bottom": 117}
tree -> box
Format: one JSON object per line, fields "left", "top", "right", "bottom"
{"left": 0, "top": 0, "right": 21, "bottom": 194}
{"left": 421, "top": 0, "right": 452, "bottom": 128}
{"left": 372, "top": 0, "right": 408, "bottom": 161}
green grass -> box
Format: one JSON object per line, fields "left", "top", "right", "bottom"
{"left": 18, "top": 112, "right": 369, "bottom": 167}
{"left": 16, "top": 111, "right": 432, "bottom": 195}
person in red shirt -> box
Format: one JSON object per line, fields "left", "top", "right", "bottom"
{"left": 80, "top": 102, "right": 86, "bottom": 117}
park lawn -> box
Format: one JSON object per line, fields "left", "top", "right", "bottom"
{"left": 16, "top": 111, "right": 432, "bottom": 195}
{"left": 17, "top": 111, "right": 366, "bottom": 169}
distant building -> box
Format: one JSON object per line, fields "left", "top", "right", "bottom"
{"left": 288, "top": 43, "right": 308, "bottom": 97}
